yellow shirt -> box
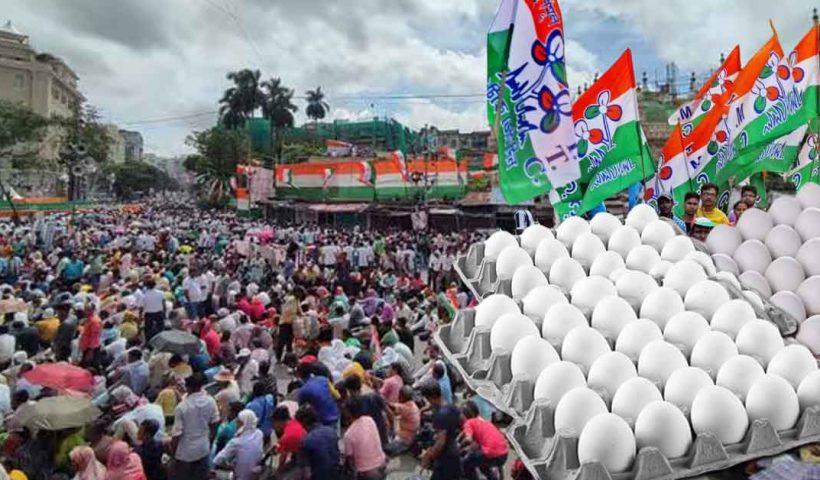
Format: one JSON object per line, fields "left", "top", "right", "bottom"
{"left": 35, "top": 318, "right": 60, "bottom": 343}
{"left": 155, "top": 387, "right": 178, "bottom": 417}
{"left": 119, "top": 321, "right": 138, "bottom": 341}
{"left": 696, "top": 207, "right": 729, "bottom": 225}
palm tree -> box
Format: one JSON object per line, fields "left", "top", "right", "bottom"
{"left": 305, "top": 87, "right": 330, "bottom": 123}
{"left": 218, "top": 69, "right": 264, "bottom": 129}
{"left": 261, "top": 77, "right": 298, "bottom": 175}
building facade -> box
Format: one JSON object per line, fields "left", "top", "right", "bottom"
{"left": 119, "top": 130, "right": 143, "bottom": 162}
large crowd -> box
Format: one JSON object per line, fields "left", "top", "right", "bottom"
{"left": 0, "top": 200, "right": 524, "bottom": 480}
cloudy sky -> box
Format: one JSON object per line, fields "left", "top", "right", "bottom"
{"left": 1, "top": 0, "right": 815, "bottom": 156}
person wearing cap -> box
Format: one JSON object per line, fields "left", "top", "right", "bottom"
{"left": 656, "top": 193, "right": 687, "bottom": 232}
{"left": 696, "top": 183, "right": 729, "bottom": 225}
{"left": 690, "top": 217, "right": 715, "bottom": 242}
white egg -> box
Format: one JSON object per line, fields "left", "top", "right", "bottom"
{"left": 590, "top": 212, "right": 622, "bottom": 243}
{"left": 522, "top": 285, "right": 567, "bottom": 324}
{"left": 745, "top": 374, "right": 800, "bottom": 431}
{"left": 770, "top": 291, "right": 807, "bottom": 324}
{"left": 510, "top": 335, "right": 560, "bottom": 380}
{"left": 736, "top": 208, "right": 774, "bottom": 241}
{"left": 684, "top": 280, "right": 730, "bottom": 320}
{"left": 795, "top": 208, "right": 820, "bottom": 242}
{"left": 578, "top": 413, "right": 636, "bottom": 474}
{"left": 570, "top": 275, "right": 617, "bottom": 314}
{"left": 638, "top": 340, "right": 688, "bottom": 388}
{"left": 611, "top": 377, "right": 663, "bottom": 423}
{"left": 533, "top": 361, "right": 587, "bottom": 405}
{"left": 490, "top": 313, "right": 539, "bottom": 353}
{"left": 715, "top": 271, "right": 742, "bottom": 291}
{"left": 717, "top": 355, "right": 766, "bottom": 401}
{"left": 511, "top": 265, "right": 548, "bottom": 300}
{"left": 797, "top": 276, "right": 820, "bottom": 316}
{"left": 664, "top": 367, "right": 714, "bottom": 413}
{"left": 641, "top": 220, "right": 676, "bottom": 252}
{"left": 712, "top": 254, "right": 740, "bottom": 276}
{"left": 663, "top": 260, "right": 708, "bottom": 296}
{"left": 541, "top": 303, "right": 588, "bottom": 350}
{"left": 616, "top": 319, "right": 664, "bottom": 361}
{"left": 616, "top": 270, "right": 659, "bottom": 310}
{"left": 626, "top": 245, "right": 662, "bottom": 274}
{"left": 640, "top": 287, "right": 684, "bottom": 330}
{"left": 587, "top": 351, "right": 638, "bottom": 399}
{"left": 685, "top": 251, "right": 718, "bottom": 277}
{"left": 534, "top": 238, "right": 569, "bottom": 273}
{"left": 554, "top": 387, "right": 608, "bottom": 436}
{"left": 706, "top": 224, "right": 744, "bottom": 256}
{"left": 797, "top": 238, "right": 820, "bottom": 277}
{"left": 484, "top": 230, "right": 518, "bottom": 261}
{"left": 589, "top": 251, "right": 626, "bottom": 278}
{"left": 572, "top": 233, "right": 606, "bottom": 270}
{"left": 767, "top": 344, "right": 818, "bottom": 389}
{"left": 743, "top": 290, "right": 766, "bottom": 311}
{"left": 797, "top": 370, "right": 820, "bottom": 410}
{"left": 562, "top": 326, "right": 611, "bottom": 374}
{"left": 549, "top": 257, "right": 586, "bottom": 292}
{"left": 738, "top": 271, "right": 773, "bottom": 299}
{"left": 691, "top": 386, "right": 749, "bottom": 444}
{"left": 663, "top": 311, "right": 710, "bottom": 358}
{"left": 608, "top": 225, "right": 642, "bottom": 258}
{"left": 797, "top": 183, "right": 820, "bottom": 209}
{"left": 734, "top": 240, "right": 772, "bottom": 275}
{"left": 626, "top": 204, "right": 659, "bottom": 233}
{"left": 769, "top": 196, "right": 804, "bottom": 227}
{"left": 736, "top": 319, "right": 784, "bottom": 367}
{"left": 496, "top": 246, "right": 533, "bottom": 280}
{"left": 591, "top": 296, "right": 637, "bottom": 341}
{"left": 765, "top": 225, "right": 803, "bottom": 259}
{"left": 661, "top": 235, "right": 696, "bottom": 262}
{"left": 649, "top": 261, "right": 673, "bottom": 279}
{"left": 765, "top": 257, "right": 806, "bottom": 294}
{"left": 797, "top": 315, "right": 820, "bottom": 355}
{"left": 557, "top": 216, "right": 591, "bottom": 247}
{"left": 690, "top": 332, "right": 738, "bottom": 378}
{"left": 475, "top": 294, "right": 519, "bottom": 329}
{"left": 520, "top": 224, "right": 554, "bottom": 256}
{"left": 711, "top": 300, "right": 757, "bottom": 339}
{"left": 635, "top": 401, "right": 692, "bottom": 459}
{"left": 609, "top": 267, "right": 628, "bottom": 283}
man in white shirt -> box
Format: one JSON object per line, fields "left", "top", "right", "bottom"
{"left": 356, "top": 243, "right": 373, "bottom": 270}
{"left": 428, "top": 250, "right": 442, "bottom": 290}
{"left": 182, "top": 272, "right": 205, "bottom": 319}
{"left": 0, "top": 325, "right": 15, "bottom": 365}
{"left": 171, "top": 373, "right": 220, "bottom": 478}
{"left": 321, "top": 242, "right": 340, "bottom": 267}
{"left": 140, "top": 278, "right": 166, "bottom": 342}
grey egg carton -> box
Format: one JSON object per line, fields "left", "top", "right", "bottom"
{"left": 434, "top": 307, "right": 820, "bottom": 480}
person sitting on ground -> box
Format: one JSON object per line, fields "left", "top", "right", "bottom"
{"left": 296, "top": 362, "right": 340, "bottom": 428}
{"left": 134, "top": 419, "right": 165, "bottom": 480}
{"left": 343, "top": 396, "right": 387, "bottom": 480}
{"left": 420, "top": 383, "right": 463, "bottom": 480}
{"left": 271, "top": 405, "right": 306, "bottom": 477}
{"left": 213, "top": 409, "right": 264, "bottom": 480}
{"left": 459, "top": 401, "right": 509, "bottom": 480}
{"left": 296, "top": 404, "right": 342, "bottom": 480}
{"left": 385, "top": 386, "right": 420, "bottom": 456}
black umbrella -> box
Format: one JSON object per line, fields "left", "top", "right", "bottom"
{"left": 149, "top": 330, "right": 200, "bottom": 356}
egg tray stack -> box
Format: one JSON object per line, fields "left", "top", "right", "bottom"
{"left": 435, "top": 199, "right": 820, "bottom": 480}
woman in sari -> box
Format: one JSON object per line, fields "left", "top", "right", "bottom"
{"left": 105, "top": 441, "right": 146, "bottom": 480}
{"left": 69, "top": 446, "right": 106, "bottom": 480}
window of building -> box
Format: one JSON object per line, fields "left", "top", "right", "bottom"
{"left": 13, "top": 74, "right": 24, "bottom": 89}
{"left": 52, "top": 86, "right": 59, "bottom": 100}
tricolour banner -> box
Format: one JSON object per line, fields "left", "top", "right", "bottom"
{"left": 490, "top": 0, "right": 579, "bottom": 204}
{"left": 551, "top": 49, "right": 655, "bottom": 219}
{"left": 788, "top": 129, "right": 820, "bottom": 191}
{"left": 669, "top": 45, "right": 742, "bottom": 130}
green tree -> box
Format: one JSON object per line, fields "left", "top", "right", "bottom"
{"left": 107, "top": 161, "right": 179, "bottom": 199}
{"left": 261, "top": 77, "right": 298, "bottom": 174}
{"left": 218, "top": 69, "right": 264, "bottom": 129}
{"left": 0, "top": 99, "right": 49, "bottom": 160}
{"left": 184, "top": 127, "right": 249, "bottom": 206}
{"left": 305, "top": 86, "right": 329, "bottom": 123}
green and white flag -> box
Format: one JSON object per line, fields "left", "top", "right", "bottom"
{"left": 550, "top": 49, "right": 655, "bottom": 219}
{"left": 488, "top": 0, "right": 580, "bottom": 204}
{"left": 788, "top": 131, "right": 820, "bottom": 191}
{"left": 487, "top": 0, "right": 516, "bottom": 130}
{"left": 731, "top": 125, "right": 808, "bottom": 182}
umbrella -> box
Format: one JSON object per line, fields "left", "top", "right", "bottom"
{"left": 16, "top": 396, "right": 101, "bottom": 432}
{"left": 150, "top": 330, "right": 200, "bottom": 356}
{"left": 22, "top": 362, "right": 94, "bottom": 392}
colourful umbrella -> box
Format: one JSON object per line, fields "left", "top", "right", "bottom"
{"left": 22, "top": 362, "right": 94, "bottom": 392}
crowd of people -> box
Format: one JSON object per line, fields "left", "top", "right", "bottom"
{"left": 654, "top": 182, "right": 760, "bottom": 241}
{"left": 0, "top": 200, "right": 526, "bottom": 480}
